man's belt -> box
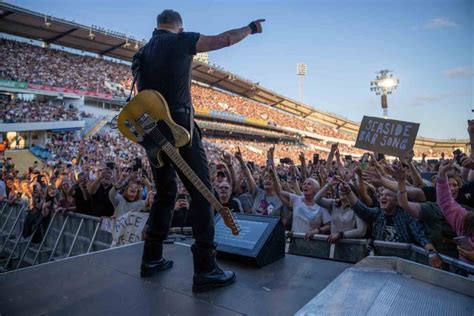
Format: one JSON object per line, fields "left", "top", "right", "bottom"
{"left": 170, "top": 107, "right": 191, "bottom": 114}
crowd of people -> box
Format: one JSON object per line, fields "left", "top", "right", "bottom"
{"left": 0, "top": 99, "right": 91, "bottom": 123}
{"left": 191, "top": 84, "right": 355, "bottom": 140}
{"left": 1, "top": 38, "right": 356, "bottom": 141}
{"left": 0, "top": 38, "right": 472, "bottom": 276}
{"left": 0, "top": 39, "right": 131, "bottom": 97}
{"left": 1, "top": 120, "right": 473, "bottom": 274}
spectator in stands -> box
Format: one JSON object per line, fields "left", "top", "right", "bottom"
{"left": 57, "top": 178, "right": 76, "bottom": 214}
{"left": 109, "top": 178, "right": 146, "bottom": 218}
{"left": 437, "top": 160, "right": 474, "bottom": 264}
{"left": 143, "top": 190, "right": 156, "bottom": 213}
{"left": 88, "top": 167, "right": 115, "bottom": 217}
{"left": 72, "top": 172, "right": 91, "bottom": 215}
{"left": 271, "top": 166, "right": 331, "bottom": 237}
{"left": 235, "top": 146, "right": 288, "bottom": 221}
{"left": 394, "top": 163, "right": 460, "bottom": 258}
{"left": 171, "top": 192, "right": 191, "bottom": 228}
{"left": 42, "top": 185, "right": 59, "bottom": 217}
{"left": 313, "top": 177, "right": 367, "bottom": 243}
{"left": 342, "top": 178, "right": 442, "bottom": 268}
{"left": 216, "top": 180, "right": 244, "bottom": 213}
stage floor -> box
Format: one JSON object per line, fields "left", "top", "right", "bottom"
{"left": 0, "top": 241, "right": 351, "bottom": 315}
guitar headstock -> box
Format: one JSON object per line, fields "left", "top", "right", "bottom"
{"left": 218, "top": 207, "right": 240, "bottom": 236}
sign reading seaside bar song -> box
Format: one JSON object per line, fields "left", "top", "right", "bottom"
{"left": 355, "top": 116, "right": 420, "bottom": 157}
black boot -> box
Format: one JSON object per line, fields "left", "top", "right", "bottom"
{"left": 141, "top": 240, "right": 173, "bottom": 278}
{"left": 191, "top": 244, "right": 236, "bottom": 293}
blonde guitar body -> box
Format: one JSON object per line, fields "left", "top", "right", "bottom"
{"left": 117, "top": 90, "right": 240, "bottom": 235}
{"left": 118, "top": 90, "right": 190, "bottom": 167}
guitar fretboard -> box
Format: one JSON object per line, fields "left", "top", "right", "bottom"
{"left": 161, "top": 142, "right": 222, "bottom": 211}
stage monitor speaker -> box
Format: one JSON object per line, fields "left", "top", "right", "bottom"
{"left": 214, "top": 213, "right": 285, "bottom": 267}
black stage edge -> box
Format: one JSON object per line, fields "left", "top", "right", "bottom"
{"left": 0, "top": 241, "right": 351, "bottom": 316}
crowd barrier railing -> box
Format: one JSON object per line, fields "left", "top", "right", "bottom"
{"left": 0, "top": 202, "right": 112, "bottom": 272}
{"left": 286, "top": 232, "right": 474, "bottom": 277}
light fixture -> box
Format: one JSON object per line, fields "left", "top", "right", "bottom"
{"left": 370, "top": 69, "right": 400, "bottom": 118}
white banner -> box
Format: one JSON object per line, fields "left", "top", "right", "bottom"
{"left": 111, "top": 211, "right": 149, "bottom": 247}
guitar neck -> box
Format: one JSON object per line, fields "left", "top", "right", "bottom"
{"left": 161, "top": 142, "right": 222, "bottom": 210}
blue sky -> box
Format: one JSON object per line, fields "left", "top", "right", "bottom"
{"left": 7, "top": 0, "right": 474, "bottom": 139}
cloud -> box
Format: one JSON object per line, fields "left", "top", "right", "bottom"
{"left": 424, "top": 17, "right": 459, "bottom": 29}
{"left": 411, "top": 91, "right": 469, "bottom": 106}
{"left": 444, "top": 66, "right": 474, "bottom": 78}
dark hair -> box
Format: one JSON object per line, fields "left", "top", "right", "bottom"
{"left": 157, "top": 10, "right": 182, "bottom": 27}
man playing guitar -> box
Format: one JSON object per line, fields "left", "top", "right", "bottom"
{"left": 133, "top": 9, "right": 264, "bottom": 292}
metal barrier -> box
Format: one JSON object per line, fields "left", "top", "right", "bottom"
{"left": 0, "top": 202, "right": 112, "bottom": 272}
{"left": 2, "top": 201, "right": 472, "bottom": 277}
{"left": 287, "top": 232, "right": 474, "bottom": 276}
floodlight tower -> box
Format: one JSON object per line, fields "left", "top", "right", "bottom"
{"left": 297, "top": 63, "right": 307, "bottom": 103}
{"left": 370, "top": 70, "right": 399, "bottom": 118}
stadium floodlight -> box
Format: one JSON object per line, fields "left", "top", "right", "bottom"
{"left": 370, "top": 69, "right": 399, "bottom": 118}
{"left": 296, "top": 63, "right": 307, "bottom": 103}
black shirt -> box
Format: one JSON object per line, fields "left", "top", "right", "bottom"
{"left": 73, "top": 185, "right": 91, "bottom": 215}
{"left": 135, "top": 29, "right": 200, "bottom": 109}
{"left": 222, "top": 197, "right": 244, "bottom": 213}
{"left": 90, "top": 184, "right": 114, "bottom": 217}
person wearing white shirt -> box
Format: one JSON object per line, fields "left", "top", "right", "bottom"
{"left": 270, "top": 167, "right": 331, "bottom": 239}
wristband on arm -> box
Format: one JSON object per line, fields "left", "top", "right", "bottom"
{"left": 248, "top": 21, "right": 258, "bottom": 34}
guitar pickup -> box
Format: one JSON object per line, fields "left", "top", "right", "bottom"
{"left": 137, "top": 112, "right": 157, "bottom": 134}
{"left": 124, "top": 119, "right": 143, "bottom": 142}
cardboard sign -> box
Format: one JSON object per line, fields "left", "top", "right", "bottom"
{"left": 111, "top": 211, "right": 149, "bottom": 247}
{"left": 355, "top": 116, "right": 419, "bottom": 157}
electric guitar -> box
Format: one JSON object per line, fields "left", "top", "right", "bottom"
{"left": 117, "top": 89, "right": 240, "bottom": 235}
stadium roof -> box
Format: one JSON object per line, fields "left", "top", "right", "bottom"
{"left": 0, "top": 2, "right": 358, "bottom": 133}
{"left": 0, "top": 2, "right": 469, "bottom": 148}
{"left": 0, "top": 2, "right": 142, "bottom": 60}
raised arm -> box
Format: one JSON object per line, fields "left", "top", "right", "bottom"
{"left": 222, "top": 151, "right": 238, "bottom": 195}
{"left": 299, "top": 152, "right": 308, "bottom": 181}
{"left": 355, "top": 166, "right": 373, "bottom": 207}
{"left": 270, "top": 165, "right": 291, "bottom": 206}
{"left": 313, "top": 180, "right": 335, "bottom": 211}
{"left": 363, "top": 168, "right": 426, "bottom": 202}
{"left": 288, "top": 162, "right": 302, "bottom": 196}
{"left": 196, "top": 20, "right": 264, "bottom": 53}
{"left": 339, "top": 179, "right": 379, "bottom": 223}
{"left": 392, "top": 164, "right": 422, "bottom": 219}
{"left": 235, "top": 147, "right": 256, "bottom": 194}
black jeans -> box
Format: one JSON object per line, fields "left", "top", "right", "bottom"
{"left": 144, "top": 121, "right": 214, "bottom": 251}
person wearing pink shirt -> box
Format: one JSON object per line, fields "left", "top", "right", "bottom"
{"left": 436, "top": 160, "right": 474, "bottom": 264}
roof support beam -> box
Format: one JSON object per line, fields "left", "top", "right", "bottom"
{"left": 45, "top": 27, "right": 78, "bottom": 44}
{"left": 270, "top": 99, "right": 285, "bottom": 107}
{"left": 210, "top": 77, "right": 228, "bottom": 86}
{"left": 99, "top": 41, "right": 126, "bottom": 55}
